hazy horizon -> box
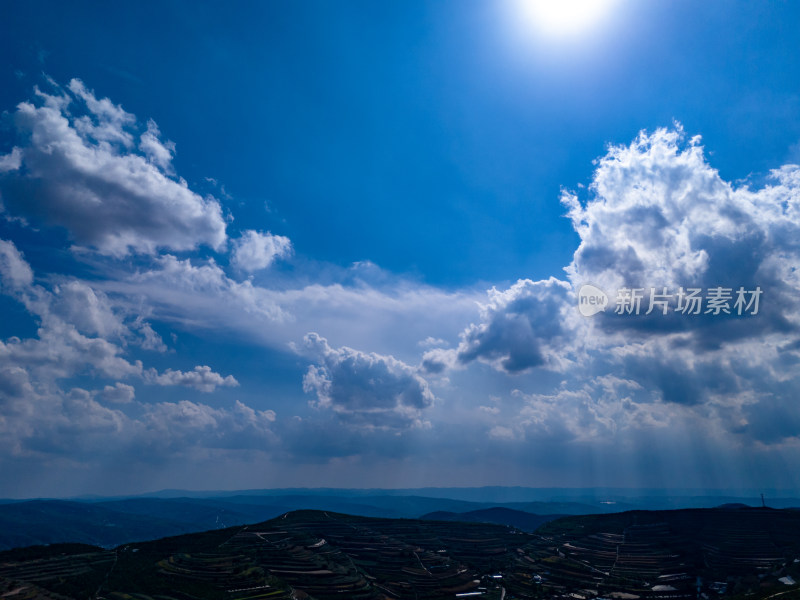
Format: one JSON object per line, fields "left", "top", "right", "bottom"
{"left": 6, "top": 485, "right": 800, "bottom": 503}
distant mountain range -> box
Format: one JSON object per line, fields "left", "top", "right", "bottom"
{"left": 0, "top": 495, "right": 565, "bottom": 550}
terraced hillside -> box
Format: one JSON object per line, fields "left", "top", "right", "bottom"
{"left": 0, "top": 508, "right": 799, "bottom": 600}
{"left": 516, "top": 507, "right": 800, "bottom": 600}
{"left": 0, "top": 511, "right": 516, "bottom": 600}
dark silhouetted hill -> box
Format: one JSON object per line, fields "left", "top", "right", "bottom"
{"left": 1, "top": 508, "right": 800, "bottom": 600}
{"left": 422, "top": 506, "right": 563, "bottom": 531}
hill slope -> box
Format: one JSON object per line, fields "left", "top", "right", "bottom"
{"left": 1, "top": 508, "right": 800, "bottom": 599}
{"left": 422, "top": 506, "right": 562, "bottom": 531}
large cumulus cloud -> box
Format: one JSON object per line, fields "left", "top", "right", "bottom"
{"left": 455, "top": 277, "right": 576, "bottom": 373}
{"left": 448, "top": 126, "right": 800, "bottom": 448}
{"left": 301, "top": 333, "right": 436, "bottom": 431}
{"left": 563, "top": 125, "right": 800, "bottom": 345}
{"left": 0, "top": 78, "right": 227, "bottom": 256}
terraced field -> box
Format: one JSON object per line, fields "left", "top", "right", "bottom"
{"left": 513, "top": 508, "right": 800, "bottom": 600}
{"left": 221, "top": 511, "right": 514, "bottom": 599}
{"left": 0, "top": 508, "right": 799, "bottom": 600}
{"left": 0, "top": 544, "right": 116, "bottom": 599}
{"left": 0, "top": 511, "right": 514, "bottom": 600}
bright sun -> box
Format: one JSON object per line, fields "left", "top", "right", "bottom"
{"left": 518, "top": 0, "right": 619, "bottom": 37}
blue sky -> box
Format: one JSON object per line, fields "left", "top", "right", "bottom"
{"left": 1, "top": 0, "right": 800, "bottom": 497}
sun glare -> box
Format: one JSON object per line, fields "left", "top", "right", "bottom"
{"left": 518, "top": 0, "right": 619, "bottom": 37}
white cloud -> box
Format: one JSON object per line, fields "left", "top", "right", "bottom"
{"left": 138, "top": 119, "right": 175, "bottom": 172}
{"left": 0, "top": 240, "right": 273, "bottom": 463}
{"left": 51, "top": 281, "right": 127, "bottom": 339}
{"left": 0, "top": 147, "right": 22, "bottom": 173}
{"left": 122, "top": 254, "right": 288, "bottom": 329}
{"left": 455, "top": 277, "right": 577, "bottom": 374}
{"left": 0, "top": 240, "right": 33, "bottom": 290}
{"left": 147, "top": 365, "right": 239, "bottom": 393}
{"left": 488, "top": 425, "right": 516, "bottom": 440}
{"left": 436, "top": 125, "right": 800, "bottom": 448}
{"left": 0, "top": 375, "right": 274, "bottom": 459}
{"left": 231, "top": 230, "right": 292, "bottom": 272}
{"left": 302, "top": 332, "right": 435, "bottom": 430}
{"left": 100, "top": 254, "right": 480, "bottom": 361}
{"left": 0, "top": 319, "right": 144, "bottom": 382}
{"left": 0, "top": 366, "right": 34, "bottom": 401}
{"left": 141, "top": 399, "right": 276, "bottom": 451}
{"left": 0, "top": 239, "right": 171, "bottom": 361}
{"left": 98, "top": 382, "right": 135, "bottom": 404}
{"left": 419, "top": 336, "right": 449, "bottom": 348}
{"left": 420, "top": 347, "right": 458, "bottom": 374}
{"left": 563, "top": 125, "right": 800, "bottom": 346}
{"left": 67, "top": 79, "right": 135, "bottom": 145}
{"left": 562, "top": 125, "right": 800, "bottom": 353}
{"left": 0, "top": 78, "right": 227, "bottom": 257}
{"left": 132, "top": 318, "right": 168, "bottom": 352}
{"left": 0, "top": 238, "right": 258, "bottom": 464}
